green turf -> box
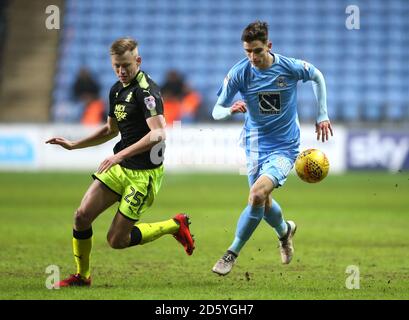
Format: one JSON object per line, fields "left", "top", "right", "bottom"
{"left": 0, "top": 171, "right": 408, "bottom": 300}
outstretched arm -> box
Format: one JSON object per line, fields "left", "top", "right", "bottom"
{"left": 212, "top": 101, "right": 247, "bottom": 120}
{"left": 311, "top": 68, "right": 333, "bottom": 142}
{"left": 45, "top": 116, "right": 119, "bottom": 150}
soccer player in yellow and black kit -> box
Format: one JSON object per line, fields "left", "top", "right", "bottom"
{"left": 46, "top": 38, "right": 195, "bottom": 287}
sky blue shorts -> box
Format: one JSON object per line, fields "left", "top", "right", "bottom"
{"left": 246, "top": 150, "right": 298, "bottom": 188}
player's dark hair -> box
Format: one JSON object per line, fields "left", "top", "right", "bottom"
{"left": 110, "top": 37, "right": 138, "bottom": 55}
{"left": 241, "top": 21, "right": 269, "bottom": 43}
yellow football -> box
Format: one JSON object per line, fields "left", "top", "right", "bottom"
{"left": 295, "top": 149, "right": 330, "bottom": 183}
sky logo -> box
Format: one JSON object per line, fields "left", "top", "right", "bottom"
{"left": 0, "top": 136, "right": 35, "bottom": 163}
{"left": 347, "top": 131, "right": 409, "bottom": 171}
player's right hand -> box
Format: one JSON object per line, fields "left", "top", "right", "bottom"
{"left": 230, "top": 100, "right": 247, "bottom": 114}
{"left": 315, "top": 120, "right": 333, "bottom": 143}
{"left": 45, "top": 137, "right": 75, "bottom": 150}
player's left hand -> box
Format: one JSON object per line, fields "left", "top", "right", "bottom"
{"left": 315, "top": 120, "right": 333, "bottom": 142}
{"left": 97, "top": 154, "right": 123, "bottom": 173}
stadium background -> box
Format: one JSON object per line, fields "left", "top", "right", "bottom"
{"left": 0, "top": 0, "right": 408, "bottom": 300}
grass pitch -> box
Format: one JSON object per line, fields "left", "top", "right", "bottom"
{"left": 0, "top": 171, "right": 408, "bottom": 300}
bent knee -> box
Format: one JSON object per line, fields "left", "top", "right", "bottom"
{"left": 249, "top": 188, "right": 269, "bottom": 206}
{"left": 106, "top": 233, "right": 128, "bottom": 249}
{"left": 74, "top": 209, "right": 93, "bottom": 229}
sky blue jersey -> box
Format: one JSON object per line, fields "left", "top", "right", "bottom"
{"left": 217, "top": 53, "right": 315, "bottom": 153}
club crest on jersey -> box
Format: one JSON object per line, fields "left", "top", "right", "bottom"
{"left": 125, "top": 92, "right": 133, "bottom": 102}
{"left": 144, "top": 96, "right": 156, "bottom": 110}
{"left": 276, "top": 76, "right": 287, "bottom": 88}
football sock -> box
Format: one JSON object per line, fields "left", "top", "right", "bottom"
{"left": 129, "top": 219, "right": 179, "bottom": 246}
{"left": 228, "top": 204, "right": 265, "bottom": 255}
{"left": 72, "top": 228, "right": 93, "bottom": 279}
{"left": 263, "top": 199, "right": 288, "bottom": 238}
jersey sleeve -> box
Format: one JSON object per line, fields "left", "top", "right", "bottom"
{"left": 216, "top": 67, "right": 240, "bottom": 107}
{"left": 290, "top": 58, "right": 316, "bottom": 82}
{"left": 137, "top": 85, "right": 164, "bottom": 119}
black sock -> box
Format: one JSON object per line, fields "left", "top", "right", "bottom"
{"left": 73, "top": 227, "right": 93, "bottom": 240}
{"left": 129, "top": 226, "right": 142, "bottom": 247}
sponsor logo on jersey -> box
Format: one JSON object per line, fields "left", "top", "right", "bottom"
{"left": 258, "top": 92, "right": 281, "bottom": 115}
{"left": 114, "top": 104, "right": 127, "bottom": 121}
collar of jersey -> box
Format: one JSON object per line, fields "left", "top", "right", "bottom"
{"left": 270, "top": 52, "right": 279, "bottom": 64}
{"left": 252, "top": 52, "right": 279, "bottom": 72}
{"left": 122, "top": 70, "right": 142, "bottom": 88}
{"left": 265, "top": 52, "right": 279, "bottom": 67}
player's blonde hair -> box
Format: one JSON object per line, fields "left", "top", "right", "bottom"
{"left": 241, "top": 21, "right": 269, "bottom": 43}
{"left": 110, "top": 37, "right": 138, "bottom": 55}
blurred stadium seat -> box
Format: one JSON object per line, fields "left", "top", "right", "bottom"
{"left": 52, "top": 0, "right": 409, "bottom": 123}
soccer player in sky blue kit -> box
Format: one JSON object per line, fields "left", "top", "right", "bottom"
{"left": 212, "top": 21, "right": 333, "bottom": 275}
